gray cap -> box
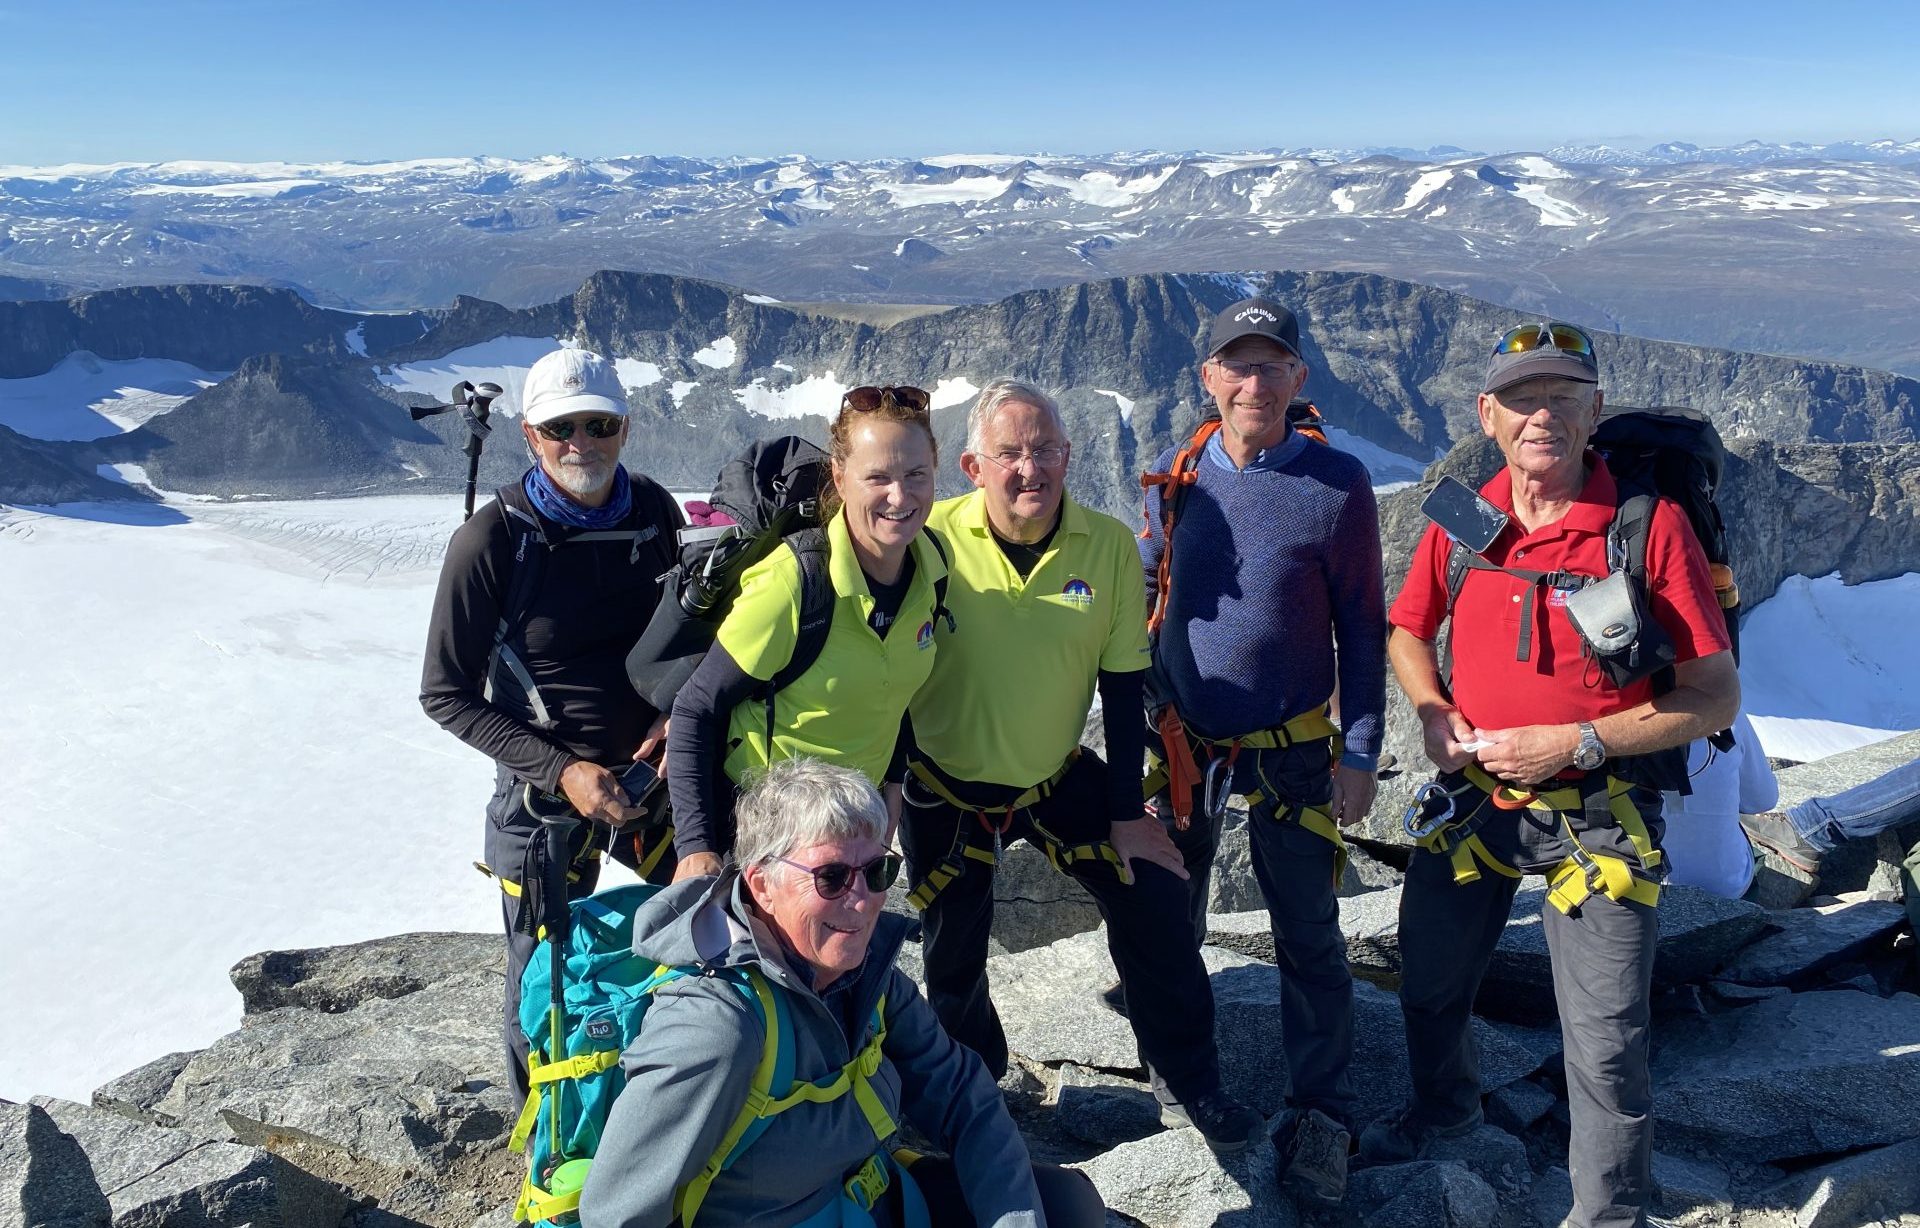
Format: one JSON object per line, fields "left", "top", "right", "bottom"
{"left": 1483, "top": 331, "right": 1598, "bottom": 394}
{"left": 1207, "top": 297, "right": 1301, "bottom": 359}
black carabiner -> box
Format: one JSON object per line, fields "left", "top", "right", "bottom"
{"left": 1202, "top": 755, "right": 1234, "bottom": 822}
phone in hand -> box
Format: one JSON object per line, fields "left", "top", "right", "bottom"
{"left": 617, "top": 757, "right": 663, "bottom": 808}
{"left": 1421, "top": 475, "right": 1510, "bottom": 556}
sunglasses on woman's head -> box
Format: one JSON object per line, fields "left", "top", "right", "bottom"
{"left": 774, "top": 852, "right": 902, "bottom": 900}
{"left": 841, "top": 385, "right": 931, "bottom": 415}
{"left": 532, "top": 415, "right": 624, "bottom": 442}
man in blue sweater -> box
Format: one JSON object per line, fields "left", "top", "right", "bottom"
{"left": 1139, "top": 297, "right": 1387, "bottom": 1205}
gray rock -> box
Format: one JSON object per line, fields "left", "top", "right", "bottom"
{"left": 993, "top": 928, "right": 1550, "bottom": 1123}
{"left": 1205, "top": 811, "right": 1266, "bottom": 916}
{"left": 1341, "top": 843, "right": 1407, "bottom": 897}
{"left": 1423, "top": 1123, "right": 1532, "bottom": 1192}
{"left": 1486, "top": 1079, "right": 1559, "bottom": 1134}
{"left": 0, "top": 1101, "right": 112, "bottom": 1228}
{"left": 990, "top": 842, "right": 1105, "bottom": 954}
{"left": 1529, "top": 1165, "right": 1574, "bottom": 1228}
{"left": 1653, "top": 989, "right": 1920, "bottom": 1161}
{"left": 1072, "top": 1127, "right": 1299, "bottom": 1228}
{"left": 90, "top": 1050, "right": 196, "bottom": 1127}
{"left": 151, "top": 966, "right": 522, "bottom": 1189}
{"left": 1707, "top": 980, "right": 1793, "bottom": 1003}
{"left": 1758, "top": 1136, "right": 1920, "bottom": 1228}
{"left": 31, "top": 1096, "right": 351, "bottom": 1228}
{"left": 1718, "top": 900, "right": 1909, "bottom": 986}
{"left": 1348, "top": 1160, "right": 1500, "bottom": 1228}
{"left": 231, "top": 931, "right": 502, "bottom": 1015}
{"left": 1050, "top": 1065, "right": 1164, "bottom": 1151}
{"left": 1650, "top": 1150, "right": 1731, "bottom": 1209}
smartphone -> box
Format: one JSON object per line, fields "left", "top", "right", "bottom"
{"left": 1421, "top": 476, "right": 1510, "bottom": 556}
{"left": 617, "top": 758, "right": 663, "bottom": 808}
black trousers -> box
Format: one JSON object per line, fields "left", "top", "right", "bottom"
{"left": 482, "top": 765, "right": 677, "bottom": 1101}
{"left": 1162, "top": 737, "right": 1358, "bottom": 1131}
{"left": 900, "top": 750, "right": 1224, "bottom": 1104}
{"left": 879, "top": 1154, "right": 1105, "bottom": 1228}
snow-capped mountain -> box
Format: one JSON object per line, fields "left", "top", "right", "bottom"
{"left": 3, "top": 143, "right": 1920, "bottom": 373}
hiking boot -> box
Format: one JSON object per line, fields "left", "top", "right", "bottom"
{"left": 1740, "top": 810, "right": 1824, "bottom": 874}
{"left": 1098, "top": 980, "right": 1129, "bottom": 1018}
{"left": 1276, "top": 1108, "right": 1350, "bottom": 1206}
{"left": 1356, "top": 1100, "right": 1482, "bottom": 1164}
{"left": 1160, "top": 1088, "right": 1264, "bottom": 1154}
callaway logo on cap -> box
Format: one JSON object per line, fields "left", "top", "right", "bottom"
{"left": 1207, "top": 296, "right": 1302, "bottom": 360}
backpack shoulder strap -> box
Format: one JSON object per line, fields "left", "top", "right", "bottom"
{"left": 921, "top": 526, "right": 956, "bottom": 633}
{"left": 1141, "top": 417, "right": 1223, "bottom": 635}
{"left": 671, "top": 966, "right": 791, "bottom": 1228}
{"left": 759, "top": 526, "right": 836, "bottom": 748}
{"left": 485, "top": 487, "right": 557, "bottom": 729}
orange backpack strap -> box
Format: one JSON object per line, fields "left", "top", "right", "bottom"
{"left": 1288, "top": 398, "right": 1329, "bottom": 447}
{"left": 1140, "top": 417, "right": 1223, "bottom": 635}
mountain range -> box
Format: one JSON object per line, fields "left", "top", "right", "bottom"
{"left": 4, "top": 143, "right": 1919, "bottom": 373}
{"left": 4, "top": 269, "right": 1917, "bottom": 539}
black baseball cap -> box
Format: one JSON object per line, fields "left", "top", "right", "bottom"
{"left": 1482, "top": 322, "right": 1599, "bottom": 394}
{"left": 1207, "top": 297, "right": 1301, "bottom": 360}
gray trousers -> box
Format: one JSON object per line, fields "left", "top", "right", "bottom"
{"left": 1399, "top": 841, "right": 1658, "bottom": 1228}
{"left": 1166, "top": 739, "right": 1358, "bottom": 1131}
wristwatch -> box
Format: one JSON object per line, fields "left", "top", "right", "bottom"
{"left": 1573, "top": 721, "right": 1607, "bottom": 771}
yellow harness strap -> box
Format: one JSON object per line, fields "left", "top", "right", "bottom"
{"left": 673, "top": 976, "right": 896, "bottom": 1228}
{"left": 1455, "top": 765, "right": 1663, "bottom": 913}
{"left": 1196, "top": 708, "right": 1340, "bottom": 752}
{"left": 904, "top": 755, "right": 1080, "bottom": 909}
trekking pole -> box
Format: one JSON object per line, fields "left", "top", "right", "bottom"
{"left": 537, "top": 808, "right": 580, "bottom": 1166}
{"left": 409, "top": 380, "right": 505, "bottom": 521}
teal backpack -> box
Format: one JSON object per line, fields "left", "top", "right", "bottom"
{"left": 510, "top": 882, "right": 928, "bottom": 1228}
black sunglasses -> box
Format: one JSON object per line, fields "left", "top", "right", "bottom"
{"left": 774, "top": 852, "right": 902, "bottom": 900}
{"left": 842, "top": 385, "right": 931, "bottom": 415}
{"left": 532, "top": 415, "right": 624, "bottom": 442}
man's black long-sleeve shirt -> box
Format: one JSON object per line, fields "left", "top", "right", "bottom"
{"left": 419, "top": 473, "right": 683, "bottom": 793}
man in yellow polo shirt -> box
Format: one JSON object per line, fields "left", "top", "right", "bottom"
{"left": 904, "top": 380, "right": 1262, "bottom": 1154}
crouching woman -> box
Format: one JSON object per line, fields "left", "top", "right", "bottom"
{"left": 579, "top": 756, "right": 1104, "bottom": 1228}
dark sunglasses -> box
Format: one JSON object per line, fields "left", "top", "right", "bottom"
{"left": 774, "top": 852, "right": 902, "bottom": 900}
{"left": 842, "top": 385, "right": 931, "bottom": 415}
{"left": 532, "top": 415, "right": 624, "bottom": 442}
{"left": 1494, "top": 322, "right": 1595, "bottom": 358}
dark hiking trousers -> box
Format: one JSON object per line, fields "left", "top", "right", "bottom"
{"left": 878, "top": 1154, "right": 1105, "bottom": 1228}
{"left": 1396, "top": 780, "right": 1661, "bottom": 1228}
{"left": 900, "top": 749, "right": 1225, "bottom": 1106}
{"left": 482, "top": 765, "right": 677, "bottom": 1101}
{"left": 1162, "top": 737, "right": 1358, "bottom": 1132}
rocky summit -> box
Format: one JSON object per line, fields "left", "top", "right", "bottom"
{"left": 7, "top": 733, "right": 1915, "bottom": 1227}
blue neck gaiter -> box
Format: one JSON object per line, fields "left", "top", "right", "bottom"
{"left": 523, "top": 463, "right": 633, "bottom": 530}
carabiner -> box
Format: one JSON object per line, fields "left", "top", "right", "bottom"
{"left": 1202, "top": 755, "right": 1235, "bottom": 822}
{"left": 1402, "top": 781, "right": 1456, "bottom": 841}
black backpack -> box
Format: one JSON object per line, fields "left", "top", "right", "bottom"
{"left": 1440, "top": 407, "right": 1740, "bottom": 790}
{"left": 626, "top": 436, "right": 952, "bottom": 742}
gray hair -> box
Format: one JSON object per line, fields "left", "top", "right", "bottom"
{"left": 732, "top": 757, "right": 889, "bottom": 873}
{"left": 965, "top": 380, "right": 1068, "bottom": 455}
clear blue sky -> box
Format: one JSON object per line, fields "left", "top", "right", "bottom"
{"left": 2, "top": 0, "right": 1914, "bottom": 165}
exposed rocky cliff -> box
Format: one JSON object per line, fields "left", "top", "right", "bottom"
{"left": 9, "top": 730, "right": 1915, "bottom": 1228}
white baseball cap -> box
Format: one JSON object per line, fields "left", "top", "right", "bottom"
{"left": 521, "top": 348, "right": 629, "bottom": 426}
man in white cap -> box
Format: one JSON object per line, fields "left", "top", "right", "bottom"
{"left": 420, "top": 346, "right": 684, "bottom": 1097}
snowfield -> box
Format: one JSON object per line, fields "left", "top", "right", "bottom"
{"left": 0, "top": 493, "right": 1912, "bottom": 1103}
{"left": 0, "top": 352, "right": 223, "bottom": 440}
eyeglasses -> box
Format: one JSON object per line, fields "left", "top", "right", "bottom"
{"left": 842, "top": 385, "right": 931, "bottom": 415}
{"left": 774, "top": 852, "right": 902, "bottom": 900}
{"left": 982, "top": 443, "right": 1068, "bottom": 471}
{"left": 1211, "top": 357, "right": 1299, "bottom": 382}
{"left": 531, "top": 415, "right": 624, "bottom": 442}
{"left": 1494, "top": 323, "right": 1595, "bottom": 358}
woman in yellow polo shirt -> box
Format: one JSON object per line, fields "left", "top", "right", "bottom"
{"left": 666, "top": 386, "right": 948, "bottom": 880}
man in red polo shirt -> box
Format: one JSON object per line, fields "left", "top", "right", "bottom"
{"left": 1367, "top": 322, "right": 1738, "bottom": 1228}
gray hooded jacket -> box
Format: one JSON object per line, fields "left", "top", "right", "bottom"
{"left": 578, "top": 874, "right": 1043, "bottom": 1228}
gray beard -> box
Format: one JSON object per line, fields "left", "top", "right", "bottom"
{"left": 549, "top": 457, "right": 615, "bottom": 500}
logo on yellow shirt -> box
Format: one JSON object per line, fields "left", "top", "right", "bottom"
{"left": 1061, "top": 578, "right": 1095, "bottom": 608}
{"left": 916, "top": 620, "right": 936, "bottom": 650}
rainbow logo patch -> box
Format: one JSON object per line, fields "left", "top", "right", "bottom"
{"left": 916, "top": 620, "right": 936, "bottom": 650}
{"left": 1061, "top": 578, "right": 1095, "bottom": 608}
